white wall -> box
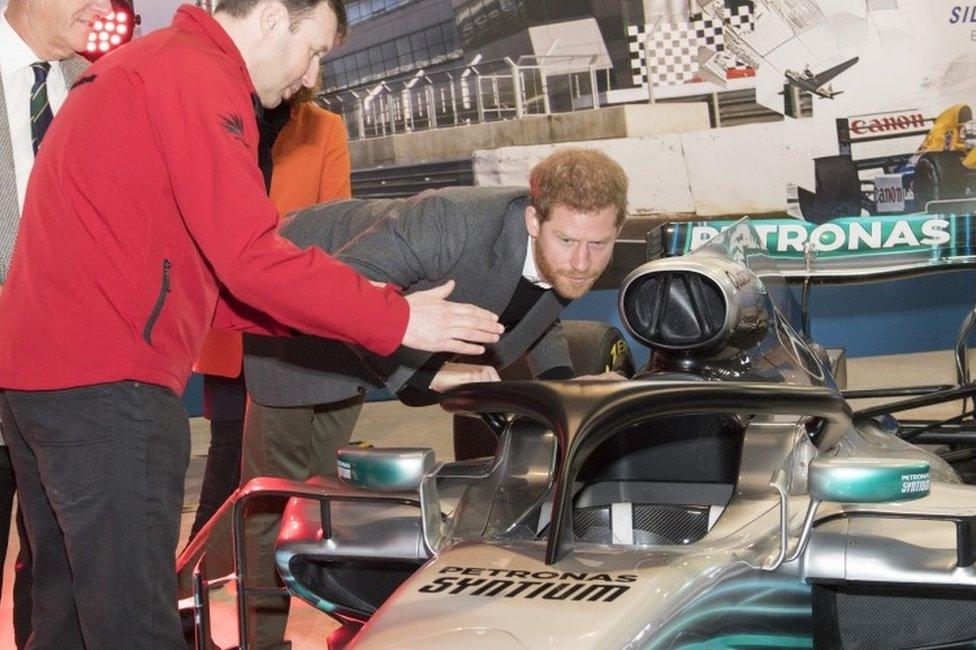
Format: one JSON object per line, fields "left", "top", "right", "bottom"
{"left": 474, "top": 121, "right": 807, "bottom": 217}
{"left": 474, "top": 135, "right": 696, "bottom": 214}
{"left": 137, "top": 0, "right": 185, "bottom": 34}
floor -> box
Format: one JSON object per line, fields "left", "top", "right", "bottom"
{"left": 0, "top": 349, "right": 964, "bottom": 649}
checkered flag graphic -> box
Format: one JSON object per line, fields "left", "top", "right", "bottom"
{"left": 693, "top": 12, "right": 725, "bottom": 50}
{"left": 646, "top": 20, "right": 699, "bottom": 86}
{"left": 723, "top": 0, "right": 755, "bottom": 71}
{"left": 627, "top": 24, "right": 651, "bottom": 88}
{"left": 626, "top": 0, "right": 756, "bottom": 90}
{"left": 724, "top": 0, "right": 756, "bottom": 34}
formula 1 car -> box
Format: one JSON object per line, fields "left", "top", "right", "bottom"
{"left": 801, "top": 104, "right": 976, "bottom": 221}
{"left": 911, "top": 104, "right": 976, "bottom": 210}
{"left": 195, "top": 220, "right": 976, "bottom": 649}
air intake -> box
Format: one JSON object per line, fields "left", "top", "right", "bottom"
{"left": 619, "top": 257, "right": 769, "bottom": 353}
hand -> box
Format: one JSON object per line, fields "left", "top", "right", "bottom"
{"left": 402, "top": 280, "right": 503, "bottom": 355}
{"left": 574, "top": 370, "right": 627, "bottom": 382}
{"left": 429, "top": 362, "right": 501, "bottom": 392}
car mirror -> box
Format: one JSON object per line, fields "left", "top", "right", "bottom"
{"left": 765, "top": 455, "right": 931, "bottom": 572}
{"left": 336, "top": 446, "right": 436, "bottom": 492}
{"left": 808, "top": 456, "right": 931, "bottom": 503}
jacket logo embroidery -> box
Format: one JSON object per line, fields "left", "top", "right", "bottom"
{"left": 219, "top": 113, "right": 246, "bottom": 144}
{"left": 70, "top": 74, "right": 97, "bottom": 90}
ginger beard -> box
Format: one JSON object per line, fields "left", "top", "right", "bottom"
{"left": 533, "top": 235, "right": 602, "bottom": 300}
{"left": 529, "top": 204, "right": 619, "bottom": 301}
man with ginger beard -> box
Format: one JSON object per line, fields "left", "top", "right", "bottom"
{"left": 178, "top": 147, "right": 629, "bottom": 647}
{"left": 242, "top": 147, "right": 629, "bottom": 415}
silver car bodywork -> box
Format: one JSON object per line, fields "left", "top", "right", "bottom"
{"left": 271, "top": 221, "right": 976, "bottom": 649}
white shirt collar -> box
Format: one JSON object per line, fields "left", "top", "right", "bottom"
{"left": 0, "top": 9, "right": 45, "bottom": 78}
{"left": 522, "top": 235, "right": 552, "bottom": 289}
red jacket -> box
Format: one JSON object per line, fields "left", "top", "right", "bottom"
{"left": 195, "top": 103, "right": 353, "bottom": 377}
{"left": 0, "top": 6, "right": 407, "bottom": 394}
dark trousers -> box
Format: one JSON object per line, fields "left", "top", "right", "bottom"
{"left": 0, "top": 446, "right": 32, "bottom": 648}
{"left": 0, "top": 381, "right": 190, "bottom": 650}
{"left": 238, "top": 397, "right": 363, "bottom": 649}
{"left": 189, "top": 373, "right": 246, "bottom": 540}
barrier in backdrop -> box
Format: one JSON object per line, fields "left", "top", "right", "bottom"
{"left": 474, "top": 122, "right": 817, "bottom": 217}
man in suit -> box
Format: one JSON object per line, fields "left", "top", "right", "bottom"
{"left": 178, "top": 147, "right": 629, "bottom": 648}
{"left": 0, "top": 0, "right": 107, "bottom": 646}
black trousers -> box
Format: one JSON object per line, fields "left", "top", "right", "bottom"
{"left": 0, "top": 445, "right": 32, "bottom": 648}
{"left": 0, "top": 381, "right": 190, "bottom": 650}
{"left": 189, "top": 373, "right": 246, "bottom": 540}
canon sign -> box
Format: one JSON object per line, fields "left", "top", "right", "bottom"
{"left": 850, "top": 112, "right": 926, "bottom": 136}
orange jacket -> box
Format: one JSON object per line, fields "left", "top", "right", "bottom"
{"left": 194, "top": 103, "right": 353, "bottom": 377}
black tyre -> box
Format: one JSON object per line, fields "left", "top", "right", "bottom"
{"left": 913, "top": 151, "right": 967, "bottom": 209}
{"left": 453, "top": 321, "right": 634, "bottom": 460}
{"left": 799, "top": 155, "right": 862, "bottom": 223}
{"left": 562, "top": 320, "right": 635, "bottom": 378}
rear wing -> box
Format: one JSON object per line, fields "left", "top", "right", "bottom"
{"left": 835, "top": 110, "right": 933, "bottom": 173}
{"left": 650, "top": 213, "right": 976, "bottom": 284}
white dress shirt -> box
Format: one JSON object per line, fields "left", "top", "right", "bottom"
{"left": 522, "top": 235, "right": 553, "bottom": 289}
{"left": 0, "top": 7, "right": 69, "bottom": 213}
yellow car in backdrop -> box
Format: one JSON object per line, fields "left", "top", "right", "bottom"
{"left": 802, "top": 103, "right": 976, "bottom": 221}
{"left": 913, "top": 103, "right": 976, "bottom": 207}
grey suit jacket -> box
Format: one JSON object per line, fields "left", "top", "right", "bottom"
{"left": 0, "top": 56, "right": 89, "bottom": 282}
{"left": 244, "top": 186, "right": 573, "bottom": 407}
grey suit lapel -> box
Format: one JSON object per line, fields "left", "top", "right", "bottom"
{"left": 0, "top": 73, "right": 19, "bottom": 283}
{"left": 59, "top": 56, "right": 89, "bottom": 87}
{"left": 481, "top": 197, "right": 567, "bottom": 369}
{"left": 480, "top": 197, "right": 529, "bottom": 315}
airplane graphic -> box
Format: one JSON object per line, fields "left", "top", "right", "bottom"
{"left": 782, "top": 56, "right": 859, "bottom": 99}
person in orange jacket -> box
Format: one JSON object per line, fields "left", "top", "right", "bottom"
{"left": 190, "top": 93, "right": 352, "bottom": 541}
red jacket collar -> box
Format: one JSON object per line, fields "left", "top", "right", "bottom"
{"left": 172, "top": 4, "right": 255, "bottom": 93}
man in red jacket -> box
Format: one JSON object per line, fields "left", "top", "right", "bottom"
{"left": 0, "top": 1, "right": 501, "bottom": 648}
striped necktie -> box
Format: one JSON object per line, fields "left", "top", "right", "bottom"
{"left": 29, "top": 62, "right": 54, "bottom": 154}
